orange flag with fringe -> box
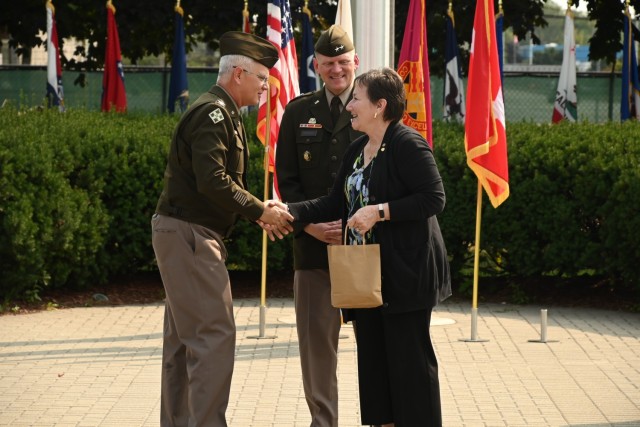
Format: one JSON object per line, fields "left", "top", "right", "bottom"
{"left": 397, "top": 0, "right": 432, "bottom": 146}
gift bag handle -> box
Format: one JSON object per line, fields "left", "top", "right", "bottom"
{"left": 344, "top": 225, "right": 368, "bottom": 246}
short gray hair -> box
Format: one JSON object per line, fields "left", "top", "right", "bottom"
{"left": 218, "top": 55, "right": 255, "bottom": 83}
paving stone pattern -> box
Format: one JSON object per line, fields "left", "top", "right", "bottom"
{"left": 0, "top": 299, "right": 638, "bottom": 426}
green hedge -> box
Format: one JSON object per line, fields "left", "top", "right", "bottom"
{"left": 0, "top": 108, "right": 171, "bottom": 299}
{"left": 0, "top": 106, "right": 291, "bottom": 301}
{"left": 433, "top": 120, "right": 640, "bottom": 289}
{"left": 1, "top": 106, "right": 638, "bottom": 301}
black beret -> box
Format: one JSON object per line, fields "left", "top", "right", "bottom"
{"left": 314, "top": 25, "right": 354, "bottom": 57}
{"left": 219, "top": 31, "right": 279, "bottom": 68}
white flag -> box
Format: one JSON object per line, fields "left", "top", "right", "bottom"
{"left": 552, "top": 8, "right": 577, "bottom": 123}
{"left": 335, "top": 0, "right": 353, "bottom": 41}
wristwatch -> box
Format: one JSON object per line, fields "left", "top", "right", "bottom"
{"left": 378, "top": 204, "right": 385, "bottom": 221}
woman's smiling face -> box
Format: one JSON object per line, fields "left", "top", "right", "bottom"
{"left": 346, "top": 83, "right": 377, "bottom": 133}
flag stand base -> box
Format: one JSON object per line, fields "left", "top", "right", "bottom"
{"left": 248, "top": 305, "right": 277, "bottom": 340}
{"left": 459, "top": 308, "right": 489, "bottom": 343}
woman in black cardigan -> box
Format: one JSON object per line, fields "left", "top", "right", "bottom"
{"left": 286, "top": 68, "right": 451, "bottom": 427}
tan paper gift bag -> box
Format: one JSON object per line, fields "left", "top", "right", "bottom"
{"left": 327, "top": 229, "right": 382, "bottom": 309}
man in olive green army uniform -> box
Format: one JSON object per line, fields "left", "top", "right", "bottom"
{"left": 275, "top": 25, "right": 361, "bottom": 427}
{"left": 152, "top": 31, "right": 292, "bottom": 427}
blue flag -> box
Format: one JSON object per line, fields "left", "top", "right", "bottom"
{"left": 495, "top": 9, "right": 504, "bottom": 84}
{"left": 299, "top": 10, "right": 317, "bottom": 93}
{"left": 621, "top": 9, "right": 640, "bottom": 121}
{"left": 168, "top": 5, "right": 189, "bottom": 113}
{"left": 443, "top": 9, "right": 465, "bottom": 122}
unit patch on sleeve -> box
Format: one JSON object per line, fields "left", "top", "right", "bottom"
{"left": 209, "top": 108, "right": 224, "bottom": 124}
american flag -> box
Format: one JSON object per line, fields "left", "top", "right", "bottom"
{"left": 256, "top": 0, "right": 299, "bottom": 198}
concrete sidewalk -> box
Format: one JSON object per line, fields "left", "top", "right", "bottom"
{"left": 0, "top": 298, "right": 638, "bottom": 426}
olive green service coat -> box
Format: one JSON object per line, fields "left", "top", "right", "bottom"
{"left": 156, "top": 85, "right": 264, "bottom": 236}
{"left": 276, "top": 88, "right": 363, "bottom": 270}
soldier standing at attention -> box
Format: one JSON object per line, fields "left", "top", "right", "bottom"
{"left": 275, "top": 25, "right": 361, "bottom": 427}
{"left": 152, "top": 31, "right": 293, "bottom": 427}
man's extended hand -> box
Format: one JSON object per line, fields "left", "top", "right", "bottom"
{"left": 304, "top": 220, "right": 342, "bottom": 245}
{"left": 258, "top": 200, "right": 294, "bottom": 241}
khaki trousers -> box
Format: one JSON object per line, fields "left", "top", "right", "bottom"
{"left": 294, "top": 269, "right": 342, "bottom": 427}
{"left": 152, "top": 214, "right": 235, "bottom": 427}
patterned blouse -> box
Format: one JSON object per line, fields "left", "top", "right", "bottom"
{"left": 344, "top": 149, "right": 377, "bottom": 245}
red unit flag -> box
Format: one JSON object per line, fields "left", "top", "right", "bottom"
{"left": 101, "top": 0, "right": 127, "bottom": 112}
{"left": 464, "top": 0, "right": 509, "bottom": 208}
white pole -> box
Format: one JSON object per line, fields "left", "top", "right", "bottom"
{"left": 540, "top": 309, "right": 548, "bottom": 342}
{"left": 352, "top": 0, "right": 392, "bottom": 72}
{"left": 471, "top": 308, "right": 478, "bottom": 341}
{"left": 529, "top": 308, "right": 557, "bottom": 343}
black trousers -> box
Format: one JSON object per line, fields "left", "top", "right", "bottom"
{"left": 353, "top": 307, "right": 442, "bottom": 427}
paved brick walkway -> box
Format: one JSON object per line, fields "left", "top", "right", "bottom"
{"left": 1, "top": 298, "right": 638, "bottom": 426}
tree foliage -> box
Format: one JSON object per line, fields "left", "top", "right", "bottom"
{"left": 578, "top": 0, "right": 640, "bottom": 65}
{"left": 0, "top": 0, "right": 638, "bottom": 73}
{"left": 0, "top": 0, "right": 337, "bottom": 70}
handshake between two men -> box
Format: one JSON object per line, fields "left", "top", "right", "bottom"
{"left": 257, "top": 199, "right": 294, "bottom": 241}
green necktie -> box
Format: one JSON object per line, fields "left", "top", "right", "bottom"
{"left": 331, "top": 96, "right": 342, "bottom": 125}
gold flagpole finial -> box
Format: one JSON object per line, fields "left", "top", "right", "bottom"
{"left": 175, "top": 0, "right": 183, "bottom": 16}
{"left": 447, "top": 0, "right": 455, "bottom": 24}
{"left": 499, "top": 0, "right": 503, "bottom": 14}
{"left": 243, "top": 0, "right": 249, "bottom": 17}
{"left": 46, "top": 0, "right": 54, "bottom": 12}
{"left": 107, "top": 0, "right": 116, "bottom": 14}
{"left": 303, "top": 0, "right": 311, "bottom": 18}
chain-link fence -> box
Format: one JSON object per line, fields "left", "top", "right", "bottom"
{"left": 0, "top": 65, "right": 624, "bottom": 122}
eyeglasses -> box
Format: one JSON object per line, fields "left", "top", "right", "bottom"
{"left": 233, "top": 66, "right": 269, "bottom": 85}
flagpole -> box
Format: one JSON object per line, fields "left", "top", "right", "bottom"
{"left": 461, "top": 0, "right": 508, "bottom": 342}
{"left": 472, "top": 181, "right": 482, "bottom": 311}
{"left": 252, "top": 81, "right": 277, "bottom": 340}
{"left": 252, "top": 0, "right": 298, "bottom": 340}
{"left": 461, "top": 181, "right": 489, "bottom": 342}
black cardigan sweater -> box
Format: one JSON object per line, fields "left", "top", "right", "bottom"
{"left": 288, "top": 121, "right": 451, "bottom": 313}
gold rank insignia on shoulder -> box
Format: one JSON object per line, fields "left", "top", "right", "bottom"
{"left": 209, "top": 108, "right": 224, "bottom": 124}
{"left": 303, "top": 150, "right": 312, "bottom": 162}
